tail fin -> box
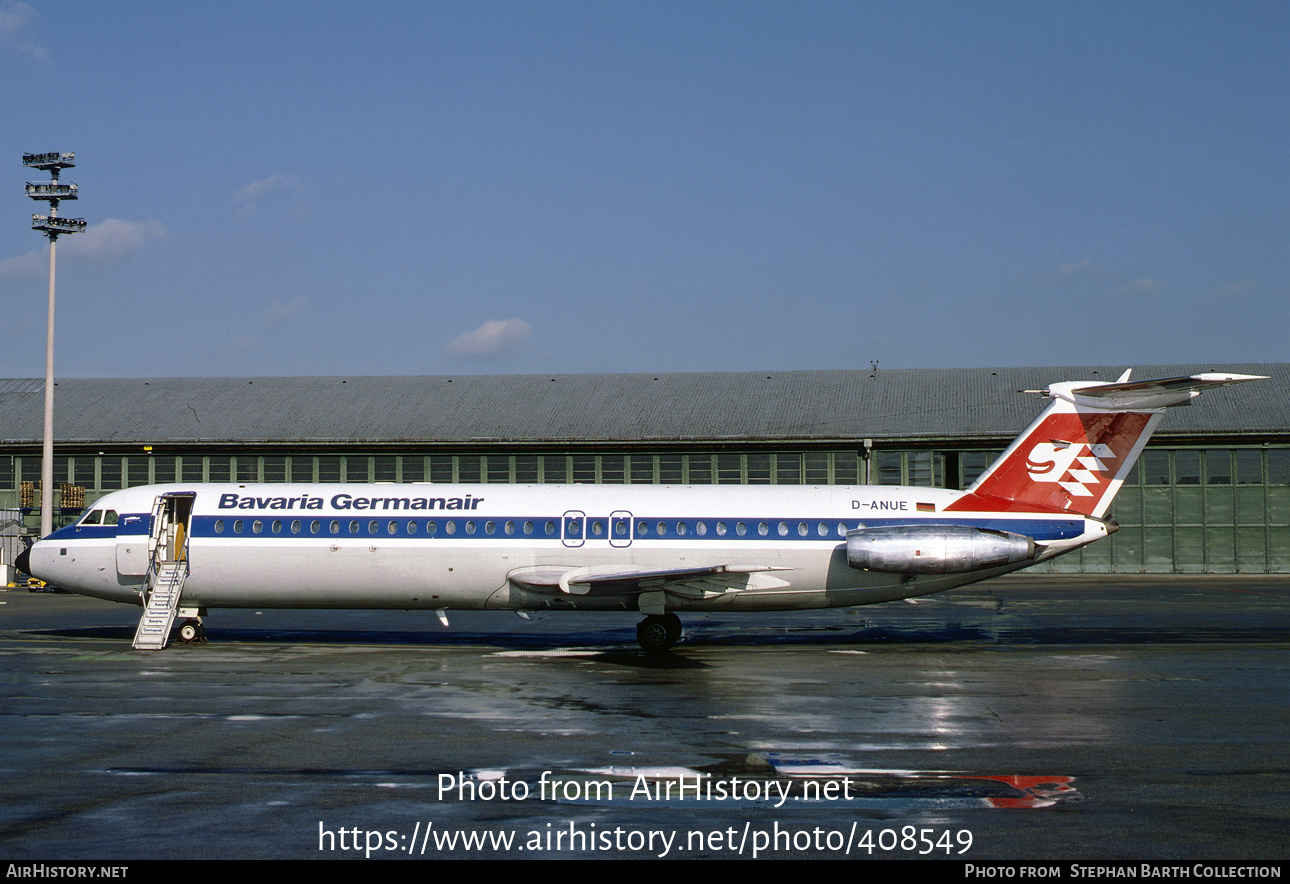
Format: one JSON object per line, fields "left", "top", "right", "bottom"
{"left": 946, "top": 372, "right": 1266, "bottom": 518}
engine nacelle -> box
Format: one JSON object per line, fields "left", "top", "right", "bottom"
{"left": 846, "top": 525, "right": 1037, "bottom": 575}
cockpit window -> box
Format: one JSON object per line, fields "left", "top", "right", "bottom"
{"left": 82, "top": 510, "right": 103, "bottom": 526}
{"left": 103, "top": 510, "right": 119, "bottom": 526}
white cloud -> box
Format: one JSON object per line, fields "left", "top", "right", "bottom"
{"left": 233, "top": 174, "right": 307, "bottom": 215}
{"left": 0, "top": 1, "right": 48, "bottom": 60}
{"left": 265, "top": 296, "right": 308, "bottom": 324}
{"left": 1114, "top": 278, "right": 1162, "bottom": 297}
{"left": 446, "top": 318, "right": 532, "bottom": 358}
{"left": 0, "top": 218, "right": 166, "bottom": 278}
{"left": 1035, "top": 257, "right": 1093, "bottom": 284}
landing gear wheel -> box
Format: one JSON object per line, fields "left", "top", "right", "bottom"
{"left": 636, "top": 613, "right": 682, "bottom": 653}
{"left": 178, "top": 619, "right": 205, "bottom": 644}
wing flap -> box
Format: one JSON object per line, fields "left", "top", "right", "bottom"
{"left": 506, "top": 563, "right": 779, "bottom": 598}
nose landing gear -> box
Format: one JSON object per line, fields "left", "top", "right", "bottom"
{"left": 178, "top": 619, "right": 206, "bottom": 644}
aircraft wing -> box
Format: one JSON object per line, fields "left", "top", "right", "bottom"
{"left": 506, "top": 563, "right": 783, "bottom": 599}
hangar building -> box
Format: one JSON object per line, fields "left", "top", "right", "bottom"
{"left": 1, "top": 364, "right": 1286, "bottom": 574}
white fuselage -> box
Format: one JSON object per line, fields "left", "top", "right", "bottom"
{"left": 28, "top": 482, "right": 1107, "bottom": 615}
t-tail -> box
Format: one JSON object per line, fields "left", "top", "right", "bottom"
{"left": 945, "top": 371, "right": 1268, "bottom": 518}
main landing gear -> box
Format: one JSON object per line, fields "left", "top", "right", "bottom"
{"left": 636, "top": 613, "right": 682, "bottom": 653}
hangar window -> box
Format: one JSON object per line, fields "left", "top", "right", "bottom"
{"left": 127, "top": 457, "right": 150, "bottom": 487}
{"left": 1175, "top": 451, "right": 1201, "bottom": 486}
{"left": 99, "top": 457, "right": 122, "bottom": 489}
{"left": 289, "top": 457, "right": 314, "bottom": 483}
{"left": 486, "top": 456, "right": 510, "bottom": 484}
{"left": 514, "top": 456, "right": 538, "bottom": 484}
{"left": 686, "top": 454, "right": 712, "bottom": 484}
{"left": 658, "top": 454, "right": 683, "bottom": 484}
{"left": 263, "top": 457, "right": 286, "bottom": 482}
{"left": 747, "top": 453, "right": 771, "bottom": 484}
{"left": 401, "top": 456, "right": 424, "bottom": 483}
{"left": 457, "top": 456, "right": 482, "bottom": 483}
{"left": 1206, "top": 450, "right": 1232, "bottom": 485}
{"left": 804, "top": 453, "right": 829, "bottom": 484}
{"left": 629, "top": 455, "right": 655, "bottom": 484}
{"left": 1235, "top": 450, "right": 1263, "bottom": 485}
{"left": 429, "top": 456, "right": 454, "bottom": 483}
{"left": 717, "top": 454, "right": 742, "bottom": 484}
{"left": 542, "top": 456, "right": 568, "bottom": 484}
{"left": 74, "top": 457, "right": 97, "bottom": 487}
{"left": 235, "top": 457, "right": 258, "bottom": 483}
{"left": 318, "top": 457, "right": 341, "bottom": 483}
{"left": 571, "top": 455, "right": 595, "bottom": 484}
{"left": 374, "top": 456, "right": 396, "bottom": 482}
{"left": 1268, "top": 450, "right": 1290, "bottom": 485}
{"left": 600, "top": 457, "right": 625, "bottom": 484}
{"left": 347, "top": 457, "right": 370, "bottom": 483}
{"left": 774, "top": 453, "right": 801, "bottom": 485}
{"left": 153, "top": 458, "right": 176, "bottom": 484}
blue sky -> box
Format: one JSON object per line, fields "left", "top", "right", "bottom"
{"left": 2, "top": 1, "right": 1286, "bottom": 378}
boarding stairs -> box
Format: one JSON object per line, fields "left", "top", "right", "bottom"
{"left": 132, "top": 495, "right": 190, "bottom": 650}
{"left": 132, "top": 560, "right": 188, "bottom": 649}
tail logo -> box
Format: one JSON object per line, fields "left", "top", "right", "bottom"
{"left": 1025, "top": 441, "right": 1116, "bottom": 498}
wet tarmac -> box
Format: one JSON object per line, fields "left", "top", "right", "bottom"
{"left": 2, "top": 575, "right": 1288, "bottom": 860}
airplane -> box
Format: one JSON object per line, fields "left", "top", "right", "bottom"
{"left": 17, "top": 370, "right": 1265, "bottom": 653}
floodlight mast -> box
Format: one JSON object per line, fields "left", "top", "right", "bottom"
{"left": 24, "top": 152, "right": 86, "bottom": 539}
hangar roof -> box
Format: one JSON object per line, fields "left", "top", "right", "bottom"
{"left": 0, "top": 365, "right": 1284, "bottom": 448}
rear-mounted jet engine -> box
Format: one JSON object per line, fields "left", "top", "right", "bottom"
{"left": 846, "top": 525, "right": 1037, "bottom": 575}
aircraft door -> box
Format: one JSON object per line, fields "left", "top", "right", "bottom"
{"left": 610, "top": 511, "right": 633, "bottom": 548}
{"left": 562, "top": 511, "right": 585, "bottom": 548}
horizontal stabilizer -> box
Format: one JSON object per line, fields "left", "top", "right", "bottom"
{"left": 1053, "top": 372, "right": 1267, "bottom": 411}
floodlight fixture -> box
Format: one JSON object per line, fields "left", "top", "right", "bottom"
{"left": 23, "top": 152, "right": 75, "bottom": 172}
{"left": 26, "top": 182, "right": 77, "bottom": 200}
{"left": 32, "top": 214, "right": 87, "bottom": 235}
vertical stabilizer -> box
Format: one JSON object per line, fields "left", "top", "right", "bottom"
{"left": 946, "top": 372, "right": 1266, "bottom": 518}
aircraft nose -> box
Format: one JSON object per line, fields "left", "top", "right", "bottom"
{"left": 15, "top": 546, "right": 31, "bottom": 576}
